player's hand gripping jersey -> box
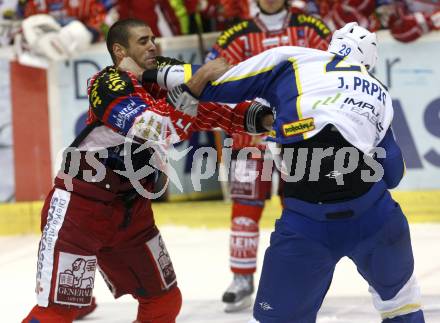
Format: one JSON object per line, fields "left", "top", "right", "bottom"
{"left": 85, "top": 61, "right": 249, "bottom": 144}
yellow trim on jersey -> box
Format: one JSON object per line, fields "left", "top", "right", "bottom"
{"left": 183, "top": 64, "right": 193, "bottom": 83}
{"left": 288, "top": 57, "right": 307, "bottom": 139}
{"left": 381, "top": 303, "right": 421, "bottom": 320}
{"left": 211, "top": 65, "right": 275, "bottom": 86}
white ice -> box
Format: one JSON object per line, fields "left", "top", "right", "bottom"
{"left": 1, "top": 224, "right": 439, "bottom": 323}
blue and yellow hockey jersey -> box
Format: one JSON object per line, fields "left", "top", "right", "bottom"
{"left": 199, "top": 46, "right": 393, "bottom": 155}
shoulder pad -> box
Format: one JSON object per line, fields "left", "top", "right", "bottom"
{"left": 89, "top": 67, "right": 134, "bottom": 115}
{"left": 291, "top": 14, "right": 331, "bottom": 39}
{"left": 215, "top": 19, "right": 259, "bottom": 48}
{"left": 156, "top": 56, "right": 185, "bottom": 67}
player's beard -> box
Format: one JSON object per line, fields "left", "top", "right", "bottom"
{"left": 139, "top": 54, "right": 157, "bottom": 70}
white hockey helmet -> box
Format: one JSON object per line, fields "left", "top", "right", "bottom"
{"left": 327, "top": 22, "right": 378, "bottom": 71}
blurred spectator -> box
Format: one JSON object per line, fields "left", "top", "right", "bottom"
{"left": 315, "top": 0, "right": 381, "bottom": 31}
{"left": 14, "top": 0, "right": 117, "bottom": 65}
{"left": 219, "top": 0, "right": 251, "bottom": 25}
{"left": 314, "top": 0, "right": 440, "bottom": 42}
{"left": 0, "top": 0, "right": 20, "bottom": 46}
{"left": 378, "top": 0, "right": 440, "bottom": 42}
{"left": 117, "top": 0, "right": 216, "bottom": 36}
{"left": 117, "top": 0, "right": 183, "bottom": 36}
{"left": 18, "top": 0, "right": 116, "bottom": 40}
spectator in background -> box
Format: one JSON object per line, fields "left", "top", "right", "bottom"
{"left": 14, "top": 0, "right": 117, "bottom": 64}
{"left": 206, "top": 0, "right": 331, "bottom": 313}
{"left": 117, "top": 0, "right": 183, "bottom": 36}
{"left": 18, "top": 0, "right": 116, "bottom": 40}
{"left": 315, "top": 0, "right": 440, "bottom": 42}
{"left": 378, "top": 0, "right": 440, "bottom": 42}
{"left": 0, "top": 0, "right": 21, "bottom": 47}
{"left": 117, "top": 0, "right": 212, "bottom": 36}
{"left": 316, "top": 0, "right": 382, "bottom": 31}
{"left": 219, "top": 0, "right": 251, "bottom": 25}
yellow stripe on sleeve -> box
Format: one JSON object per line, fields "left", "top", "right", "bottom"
{"left": 288, "top": 57, "right": 307, "bottom": 139}
{"left": 211, "top": 65, "right": 274, "bottom": 86}
{"left": 183, "top": 64, "right": 193, "bottom": 83}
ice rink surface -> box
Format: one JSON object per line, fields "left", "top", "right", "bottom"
{"left": 2, "top": 224, "right": 439, "bottom": 323}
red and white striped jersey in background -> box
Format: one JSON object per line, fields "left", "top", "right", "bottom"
{"left": 385, "top": 0, "right": 440, "bottom": 42}
{"left": 315, "top": 0, "right": 440, "bottom": 42}
{"left": 208, "top": 8, "right": 331, "bottom": 150}
{"left": 319, "top": 0, "right": 381, "bottom": 31}
{"left": 19, "top": 0, "right": 113, "bottom": 39}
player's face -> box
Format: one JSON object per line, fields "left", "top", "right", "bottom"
{"left": 258, "top": 0, "right": 285, "bottom": 14}
{"left": 126, "top": 26, "right": 157, "bottom": 70}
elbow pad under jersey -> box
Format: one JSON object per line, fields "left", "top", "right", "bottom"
{"left": 377, "top": 128, "right": 405, "bottom": 189}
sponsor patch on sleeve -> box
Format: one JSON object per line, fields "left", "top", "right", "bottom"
{"left": 107, "top": 97, "right": 148, "bottom": 135}
{"left": 282, "top": 118, "right": 315, "bottom": 137}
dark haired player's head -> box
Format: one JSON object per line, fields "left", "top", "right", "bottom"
{"left": 257, "top": 0, "right": 287, "bottom": 15}
{"left": 106, "top": 19, "right": 157, "bottom": 69}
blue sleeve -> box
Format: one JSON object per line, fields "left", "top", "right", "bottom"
{"left": 199, "top": 70, "right": 272, "bottom": 103}
{"left": 198, "top": 46, "right": 300, "bottom": 103}
{"left": 377, "top": 128, "right": 405, "bottom": 189}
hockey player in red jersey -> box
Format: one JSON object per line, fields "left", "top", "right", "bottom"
{"left": 19, "top": 0, "right": 114, "bottom": 39}
{"left": 316, "top": 0, "right": 440, "bottom": 42}
{"left": 206, "top": 0, "right": 331, "bottom": 312}
{"left": 16, "top": 0, "right": 118, "bottom": 64}
{"left": 379, "top": 0, "right": 440, "bottom": 42}
{"left": 316, "top": 0, "right": 381, "bottom": 31}
{"left": 22, "top": 18, "right": 274, "bottom": 323}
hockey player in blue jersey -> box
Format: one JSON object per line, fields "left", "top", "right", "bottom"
{"left": 150, "top": 22, "right": 424, "bottom": 323}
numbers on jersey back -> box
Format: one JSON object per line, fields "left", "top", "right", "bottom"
{"left": 326, "top": 55, "right": 361, "bottom": 73}
{"left": 338, "top": 44, "right": 351, "bottom": 56}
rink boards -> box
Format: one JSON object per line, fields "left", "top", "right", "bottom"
{"left": 0, "top": 190, "right": 439, "bottom": 235}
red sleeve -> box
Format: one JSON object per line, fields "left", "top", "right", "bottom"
{"left": 212, "top": 38, "right": 246, "bottom": 65}
{"left": 220, "top": 0, "right": 250, "bottom": 20}
{"left": 388, "top": 10, "right": 438, "bottom": 42}
{"left": 190, "top": 102, "right": 249, "bottom": 135}
{"left": 143, "top": 82, "right": 169, "bottom": 99}
{"left": 117, "top": 0, "right": 161, "bottom": 36}
{"left": 80, "top": 1, "right": 108, "bottom": 36}
{"left": 306, "top": 27, "right": 331, "bottom": 50}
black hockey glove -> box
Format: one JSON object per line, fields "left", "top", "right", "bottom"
{"left": 244, "top": 101, "right": 274, "bottom": 133}
{"left": 142, "top": 69, "right": 158, "bottom": 83}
